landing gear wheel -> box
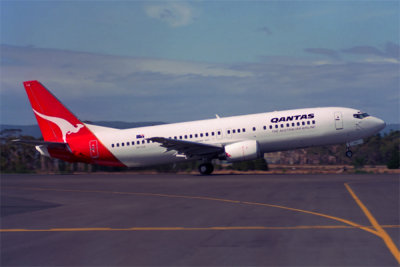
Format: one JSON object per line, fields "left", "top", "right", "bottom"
{"left": 346, "top": 150, "right": 353, "bottom": 158}
{"left": 198, "top": 163, "right": 214, "bottom": 175}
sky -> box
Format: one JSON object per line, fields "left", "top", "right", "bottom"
{"left": 1, "top": 0, "right": 399, "bottom": 125}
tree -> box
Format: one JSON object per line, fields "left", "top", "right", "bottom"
{"left": 0, "top": 136, "right": 40, "bottom": 173}
{"left": 386, "top": 145, "right": 400, "bottom": 169}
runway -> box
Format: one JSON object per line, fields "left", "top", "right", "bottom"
{"left": 1, "top": 173, "right": 399, "bottom": 266}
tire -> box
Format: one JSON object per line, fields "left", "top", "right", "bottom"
{"left": 198, "top": 163, "right": 214, "bottom": 175}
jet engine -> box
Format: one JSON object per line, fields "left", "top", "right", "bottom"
{"left": 224, "top": 140, "right": 261, "bottom": 162}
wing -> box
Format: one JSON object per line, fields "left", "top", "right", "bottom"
{"left": 12, "top": 139, "right": 69, "bottom": 150}
{"left": 148, "top": 137, "right": 224, "bottom": 159}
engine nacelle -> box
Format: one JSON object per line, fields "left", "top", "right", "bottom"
{"left": 224, "top": 140, "right": 261, "bottom": 162}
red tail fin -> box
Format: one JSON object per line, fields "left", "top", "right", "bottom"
{"left": 23, "top": 81, "right": 124, "bottom": 167}
{"left": 23, "top": 81, "right": 84, "bottom": 142}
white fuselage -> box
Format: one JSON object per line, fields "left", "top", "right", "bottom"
{"left": 85, "top": 107, "right": 385, "bottom": 167}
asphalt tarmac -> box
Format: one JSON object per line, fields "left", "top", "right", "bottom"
{"left": 1, "top": 173, "right": 399, "bottom": 266}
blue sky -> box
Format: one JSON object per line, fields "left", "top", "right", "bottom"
{"left": 1, "top": 1, "right": 399, "bottom": 124}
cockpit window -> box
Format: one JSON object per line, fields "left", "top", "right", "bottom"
{"left": 353, "top": 113, "right": 370, "bottom": 119}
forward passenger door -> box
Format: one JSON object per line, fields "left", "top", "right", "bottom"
{"left": 334, "top": 112, "right": 343, "bottom": 130}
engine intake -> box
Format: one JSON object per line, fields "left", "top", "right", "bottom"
{"left": 224, "top": 140, "right": 261, "bottom": 162}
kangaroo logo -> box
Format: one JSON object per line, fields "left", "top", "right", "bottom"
{"left": 33, "top": 109, "right": 84, "bottom": 143}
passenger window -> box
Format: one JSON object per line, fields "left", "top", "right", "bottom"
{"left": 179, "top": 136, "right": 182, "bottom": 139}
{"left": 312, "top": 120, "right": 316, "bottom": 124}
{"left": 269, "top": 125, "right": 272, "bottom": 129}
{"left": 142, "top": 140, "right": 145, "bottom": 144}
{"left": 275, "top": 125, "right": 278, "bottom": 129}
{"left": 137, "top": 141, "right": 140, "bottom": 145}
{"left": 195, "top": 134, "right": 198, "bottom": 138}
{"left": 112, "top": 144, "right": 115, "bottom": 148}
{"left": 190, "top": 134, "right": 193, "bottom": 138}
{"left": 280, "top": 124, "right": 284, "bottom": 128}
{"left": 121, "top": 143, "right": 125, "bottom": 147}
{"left": 243, "top": 128, "right": 246, "bottom": 132}
{"left": 227, "top": 130, "right": 230, "bottom": 134}
{"left": 286, "top": 123, "right": 290, "bottom": 127}
{"left": 233, "top": 129, "right": 236, "bottom": 134}
{"left": 206, "top": 133, "right": 209, "bottom": 137}
{"left": 297, "top": 122, "right": 300, "bottom": 126}
{"left": 117, "top": 143, "right": 120, "bottom": 147}
{"left": 174, "top": 136, "right": 177, "bottom": 139}
{"left": 132, "top": 142, "right": 135, "bottom": 146}
{"left": 218, "top": 131, "right": 221, "bottom": 135}
{"left": 147, "top": 140, "right": 150, "bottom": 143}
{"left": 302, "top": 121, "right": 305, "bottom": 126}
{"left": 253, "top": 127, "right": 256, "bottom": 131}
{"left": 126, "top": 142, "right": 130, "bottom": 146}
{"left": 307, "top": 121, "right": 310, "bottom": 125}
{"left": 212, "top": 132, "right": 215, "bottom": 136}
{"left": 184, "top": 135, "right": 187, "bottom": 139}
{"left": 200, "top": 133, "right": 203, "bottom": 137}
{"left": 263, "top": 126, "right": 266, "bottom": 130}
{"left": 292, "top": 123, "right": 295, "bottom": 127}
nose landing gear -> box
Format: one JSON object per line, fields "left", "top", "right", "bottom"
{"left": 345, "top": 143, "right": 353, "bottom": 158}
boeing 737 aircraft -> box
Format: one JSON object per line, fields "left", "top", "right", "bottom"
{"left": 15, "top": 81, "right": 386, "bottom": 175}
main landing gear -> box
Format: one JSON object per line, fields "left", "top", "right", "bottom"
{"left": 198, "top": 163, "right": 214, "bottom": 175}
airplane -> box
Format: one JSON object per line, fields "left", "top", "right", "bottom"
{"left": 15, "top": 80, "right": 386, "bottom": 175}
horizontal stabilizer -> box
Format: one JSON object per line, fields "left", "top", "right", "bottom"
{"left": 12, "top": 139, "right": 69, "bottom": 150}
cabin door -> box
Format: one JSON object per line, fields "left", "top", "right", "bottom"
{"left": 334, "top": 112, "right": 343, "bottom": 130}
{"left": 89, "top": 140, "right": 99, "bottom": 158}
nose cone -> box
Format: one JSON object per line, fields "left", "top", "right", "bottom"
{"left": 370, "top": 117, "right": 386, "bottom": 133}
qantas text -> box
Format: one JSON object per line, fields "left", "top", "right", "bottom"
{"left": 271, "top": 114, "right": 314, "bottom": 123}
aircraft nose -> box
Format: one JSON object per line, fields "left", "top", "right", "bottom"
{"left": 371, "top": 117, "right": 386, "bottom": 132}
{"left": 355, "top": 116, "right": 386, "bottom": 135}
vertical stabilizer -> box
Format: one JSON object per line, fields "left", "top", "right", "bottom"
{"left": 23, "top": 81, "right": 84, "bottom": 143}
{"left": 22, "top": 81, "right": 124, "bottom": 167}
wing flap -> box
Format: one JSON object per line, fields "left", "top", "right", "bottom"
{"left": 148, "top": 137, "right": 223, "bottom": 158}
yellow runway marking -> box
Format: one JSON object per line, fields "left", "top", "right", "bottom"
{"left": 345, "top": 183, "right": 400, "bottom": 264}
{"left": 1, "top": 225, "right": 399, "bottom": 233}
{"left": 240, "top": 201, "right": 380, "bottom": 236}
